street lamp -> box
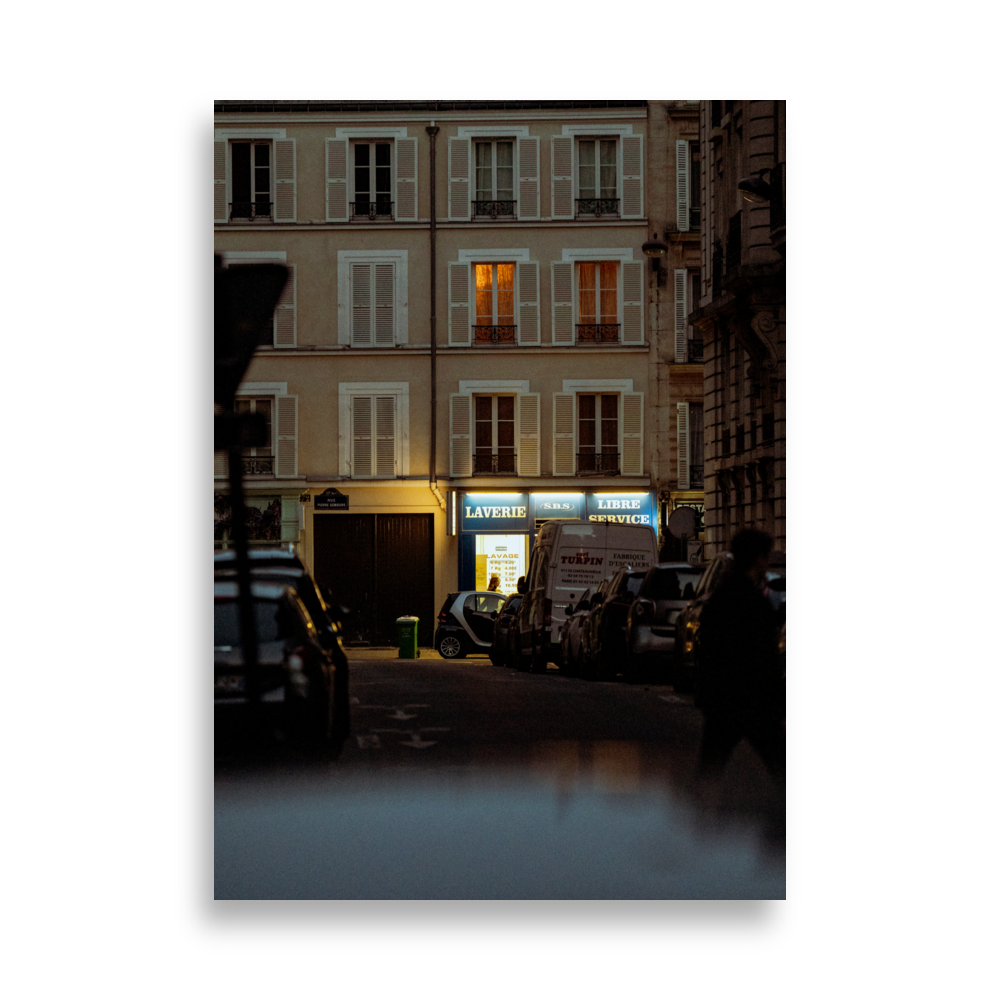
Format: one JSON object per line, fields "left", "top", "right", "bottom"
{"left": 641, "top": 237, "right": 671, "bottom": 286}
{"left": 738, "top": 169, "right": 772, "bottom": 204}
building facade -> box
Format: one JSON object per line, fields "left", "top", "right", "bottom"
{"left": 214, "top": 99, "right": 700, "bottom": 646}
{"left": 689, "top": 100, "right": 786, "bottom": 557}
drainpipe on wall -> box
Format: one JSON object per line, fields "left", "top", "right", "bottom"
{"left": 426, "top": 123, "right": 446, "bottom": 512}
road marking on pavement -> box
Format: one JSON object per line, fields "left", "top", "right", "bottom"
{"left": 659, "top": 694, "right": 688, "bottom": 704}
{"left": 371, "top": 726, "right": 451, "bottom": 749}
{"left": 355, "top": 734, "right": 382, "bottom": 749}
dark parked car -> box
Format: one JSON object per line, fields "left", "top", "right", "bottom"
{"left": 624, "top": 562, "right": 705, "bottom": 683}
{"left": 578, "top": 567, "right": 649, "bottom": 681}
{"left": 490, "top": 592, "right": 523, "bottom": 666}
{"left": 435, "top": 590, "right": 508, "bottom": 659}
{"left": 214, "top": 580, "right": 346, "bottom": 754}
{"left": 673, "top": 550, "right": 786, "bottom": 693}
{"left": 215, "top": 546, "right": 350, "bottom": 737}
{"left": 558, "top": 588, "right": 594, "bottom": 676}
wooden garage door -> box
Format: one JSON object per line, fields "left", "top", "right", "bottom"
{"left": 313, "top": 513, "right": 434, "bottom": 647}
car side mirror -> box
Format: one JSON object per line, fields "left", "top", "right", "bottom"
{"left": 578, "top": 599, "right": 590, "bottom": 612}
{"left": 565, "top": 604, "right": 575, "bottom": 616}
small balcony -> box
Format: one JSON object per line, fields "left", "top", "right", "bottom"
{"left": 576, "top": 323, "right": 620, "bottom": 344}
{"left": 577, "top": 452, "right": 620, "bottom": 476}
{"left": 473, "top": 453, "right": 517, "bottom": 475}
{"left": 575, "top": 198, "right": 620, "bottom": 218}
{"left": 473, "top": 200, "right": 516, "bottom": 219}
{"left": 229, "top": 201, "right": 273, "bottom": 222}
{"left": 241, "top": 455, "right": 274, "bottom": 475}
{"left": 473, "top": 324, "right": 517, "bottom": 345}
{"left": 350, "top": 200, "right": 394, "bottom": 222}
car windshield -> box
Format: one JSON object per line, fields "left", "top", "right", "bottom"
{"left": 214, "top": 599, "right": 292, "bottom": 647}
{"left": 644, "top": 568, "right": 703, "bottom": 600}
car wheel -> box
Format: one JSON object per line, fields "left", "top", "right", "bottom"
{"left": 437, "top": 635, "right": 465, "bottom": 659}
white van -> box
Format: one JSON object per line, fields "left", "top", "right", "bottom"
{"left": 513, "top": 519, "right": 658, "bottom": 671}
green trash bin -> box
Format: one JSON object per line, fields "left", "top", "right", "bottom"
{"left": 395, "top": 616, "right": 420, "bottom": 659}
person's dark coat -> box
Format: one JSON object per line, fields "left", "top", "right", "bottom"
{"left": 695, "top": 569, "right": 782, "bottom": 719}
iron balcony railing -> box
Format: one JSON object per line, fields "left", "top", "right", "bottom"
{"left": 576, "top": 323, "right": 620, "bottom": 343}
{"left": 241, "top": 455, "right": 274, "bottom": 475}
{"left": 473, "top": 200, "right": 516, "bottom": 218}
{"left": 350, "top": 200, "right": 394, "bottom": 221}
{"left": 576, "top": 198, "right": 620, "bottom": 217}
{"left": 474, "top": 324, "right": 517, "bottom": 344}
{"left": 229, "top": 201, "right": 273, "bottom": 222}
{"left": 690, "top": 465, "right": 705, "bottom": 489}
{"left": 473, "top": 453, "right": 517, "bottom": 475}
{"left": 577, "top": 452, "right": 620, "bottom": 476}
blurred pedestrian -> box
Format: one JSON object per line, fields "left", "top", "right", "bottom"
{"left": 487, "top": 574, "right": 501, "bottom": 592}
{"left": 695, "top": 528, "right": 785, "bottom": 782}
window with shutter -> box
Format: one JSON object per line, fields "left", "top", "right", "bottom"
{"left": 449, "top": 137, "right": 471, "bottom": 220}
{"left": 229, "top": 140, "right": 273, "bottom": 222}
{"left": 518, "top": 261, "right": 539, "bottom": 345}
{"left": 676, "top": 139, "right": 690, "bottom": 232}
{"left": 395, "top": 136, "right": 418, "bottom": 221}
{"left": 352, "top": 396, "right": 372, "bottom": 478}
{"left": 352, "top": 141, "right": 394, "bottom": 221}
{"left": 450, "top": 394, "right": 473, "bottom": 477}
{"left": 518, "top": 392, "right": 540, "bottom": 476}
{"left": 578, "top": 394, "right": 620, "bottom": 476}
{"left": 326, "top": 138, "right": 349, "bottom": 222}
{"left": 551, "top": 261, "right": 574, "bottom": 344}
{"left": 577, "top": 262, "right": 620, "bottom": 344}
{"left": 473, "top": 395, "right": 517, "bottom": 475}
{"left": 339, "top": 382, "right": 409, "bottom": 478}
{"left": 274, "top": 139, "right": 296, "bottom": 222}
{"left": 448, "top": 262, "right": 471, "bottom": 346}
{"left": 620, "top": 135, "right": 643, "bottom": 219}
{"left": 518, "top": 136, "right": 539, "bottom": 220}
{"left": 552, "top": 393, "right": 575, "bottom": 476}
{"left": 621, "top": 392, "right": 643, "bottom": 476}
{"left": 676, "top": 401, "right": 690, "bottom": 489}
{"left": 275, "top": 263, "right": 296, "bottom": 348}
{"left": 473, "top": 263, "right": 516, "bottom": 345}
{"left": 473, "top": 141, "right": 515, "bottom": 218}
{"left": 214, "top": 141, "right": 227, "bottom": 223}
{"left": 674, "top": 268, "right": 688, "bottom": 362}
{"left": 350, "top": 262, "right": 395, "bottom": 347}
{"left": 551, "top": 136, "right": 574, "bottom": 219}
{"left": 621, "top": 260, "right": 643, "bottom": 344}
{"left": 274, "top": 395, "right": 298, "bottom": 479}
{"left": 577, "top": 139, "right": 618, "bottom": 217}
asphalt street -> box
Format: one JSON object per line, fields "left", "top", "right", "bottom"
{"left": 215, "top": 649, "right": 785, "bottom": 899}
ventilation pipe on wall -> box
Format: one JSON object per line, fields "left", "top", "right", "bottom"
{"left": 426, "top": 123, "right": 446, "bottom": 511}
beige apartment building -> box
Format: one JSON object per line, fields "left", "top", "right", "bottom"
{"left": 214, "top": 99, "right": 703, "bottom": 646}
{"left": 689, "top": 100, "right": 786, "bottom": 557}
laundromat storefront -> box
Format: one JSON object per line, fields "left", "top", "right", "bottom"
{"left": 450, "top": 491, "right": 657, "bottom": 592}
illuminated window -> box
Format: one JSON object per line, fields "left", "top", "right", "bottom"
{"left": 475, "top": 263, "right": 515, "bottom": 325}
{"left": 577, "top": 262, "right": 619, "bottom": 343}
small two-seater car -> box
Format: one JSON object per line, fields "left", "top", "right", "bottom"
{"left": 434, "top": 590, "right": 507, "bottom": 658}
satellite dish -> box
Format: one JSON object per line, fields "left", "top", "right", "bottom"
{"left": 667, "top": 506, "right": 697, "bottom": 538}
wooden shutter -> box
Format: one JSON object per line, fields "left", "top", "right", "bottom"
{"left": 673, "top": 268, "right": 688, "bottom": 362}
{"left": 351, "top": 263, "right": 372, "bottom": 346}
{"left": 450, "top": 394, "right": 472, "bottom": 477}
{"left": 551, "top": 136, "right": 573, "bottom": 219}
{"left": 448, "top": 137, "right": 471, "bottom": 220}
{"left": 275, "top": 394, "right": 298, "bottom": 478}
{"left": 326, "top": 138, "right": 349, "bottom": 222}
{"left": 676, "top": 402, "right": 690, "bottom": 489}
{"left": 552, "top": 393, "right": 575, "bottom": 476}
{"left": 622, "top": 261, "right": 644, "bottom": 344}
{"left": 274, "top": 139, "right": 296, "bottom": 222}
{"left": 621, "top": 392, "right": 643, "bottom": 476}
{"left": 448, "top": 262, "right": 470, "bottom": 346}
{"left": 621, "top": 134, "right": 643, "bottom": 218}
{"left": 518, "top": 393, "right": 540, "bottom": 477}
{"left": 551, "top": 261, "right": 574, "bottom": 344}
{"left": 375, "top": 395, "right": 396, "bottom": 477}
{"left": 374, "top": 263, "right": 395, "bottom": 346}
{"left": 518, "top": 261, "right": 539, "bottom": 345}
{"left": 352, "top": 396, "right": 373, "bottom": 478}
{"left": 518, "top": 136, "right": 539, "bottom": 220}
{"left": 676, "top": 139, "right": 690, "bottom": 232}
{"left": 275, "top": 263, "right": 296, "bottom": 347}
{"left": 395, "top": 137, "right": 418, "bottom": 221}
{"left": 214, "top": 140, "right": 228, "bottom": 223}
{"left": 214, "top": 451, "right": 228, "bottom": 479}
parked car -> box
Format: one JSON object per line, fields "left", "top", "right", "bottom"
{"left": 577, "top": 567, "right": 649, "bottom": 680}
{"left": 514, "top": 519, "right": 658, "bottom": 673}
{"left": 214, "top": 580, "right": 345, "bottom": 754}
{"left": 490, "top": 592, "right": 523, "bottom": 666}
{"left": 673, "top": 550, "right": 786, "bottom": 693}
{"left": 624, "top": 562, "right": 705, "bottom": 683}
{"left": 215, "top": 547, "right": 350, "bottom": 738}
{"left": 435, "top": 590, "right": 508, "bottom": 659}
{"left": 558, "top": 588, "right": 594, "bottom": 677}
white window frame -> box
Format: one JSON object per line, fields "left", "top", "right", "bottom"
{"left": 349, "top": 138, "right": 395, "bottom": 217}
{"left": 337, "top": 250, "right": 408, "bottom": 346}
{"left": 338, "top": 382, "right": 410, "bottom": 479}
{"left": 215, "top": 129, "right": 287, "bottom": 225}
{"left": 473, "top": 138, "right": 517, "bottom": 205}
{"left": 560, "top": 248, "right": 635, "bottom": 342}
{"left": 561, "top": 379, "right": 633, "bottom": 462}
{"left": 560, "top": 124, "right": 633, "bottom": 215}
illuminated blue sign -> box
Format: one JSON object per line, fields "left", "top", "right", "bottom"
{"left": 458, "top": 493, "right": 530, "bottom": 533}
{"left": 584, "top": 492, "right": 654, "bottom": 525}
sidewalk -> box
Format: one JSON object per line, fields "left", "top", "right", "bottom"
{"left": 344, "top": 646, "right": 446, "bottom": 660}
